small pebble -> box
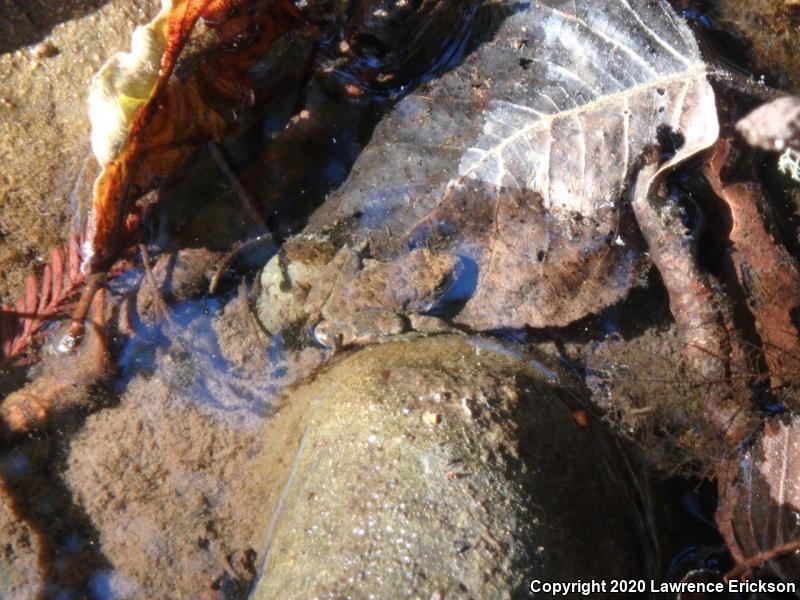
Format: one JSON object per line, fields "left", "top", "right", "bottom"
{"left": 572, "top": 410, "right": 589, "bottom": 427}
{"left": 33, "top": 41, "right": 59, "bottom": 59}
{"left": 422, "top": 412, "right": 441, "bottom": 427}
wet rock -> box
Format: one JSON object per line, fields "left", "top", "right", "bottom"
{"left": 253, "top": 335, "right": 648, "bottom": 598}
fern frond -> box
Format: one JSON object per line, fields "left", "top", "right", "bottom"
{"left": 0, "top": 232, "right": 87, "bottom": 366}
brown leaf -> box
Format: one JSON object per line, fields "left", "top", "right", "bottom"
{"left": 84, "top": 0, "right": 304, "bottom": 269}
{"left": 718, "top": 416, "right": 800, "bottom": 581}
{"left": 305, "top": 0, "right": 717, "bottom": 330}
{"left": 631, "top": 159, "right": 752, "bottom": 446}
{"left": 411, "top": 184, "right": 647, "bottom": 329}
{"left": 704, "top": 139, "right": 800, "bottom": 391}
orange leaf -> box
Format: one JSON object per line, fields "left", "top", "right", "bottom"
{"left": 84, "top": 0, "right": 304, "bottom": 270}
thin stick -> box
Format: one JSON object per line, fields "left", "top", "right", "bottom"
{"left": 208, "top": 142, "right": 268, "bottom": 230}
{"left": 725, "top": 538, "right": 800, "bottom": 581}
{"left": 208, "top": 234, "right": 274, "bottom": 294}
{"left": 139, "top": 244, "right": 175, "bottom": 328}
{"left": 66, "top": 273, "right": 103, "bottom": 341}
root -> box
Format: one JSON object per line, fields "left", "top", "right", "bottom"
{"left": 208, "top": 142, "right": 268, "bottom": 232}
{"left": 724, "top": 538, "right": 800, "bottom": 582}
{"left": 0, "top": 287, "right": 112, "bottom": 439}
{"left": 631, "top": 161, "right": 753, "bottom": 447}
{"left": 209, "top": 234, "right": 274, "bottom": 294}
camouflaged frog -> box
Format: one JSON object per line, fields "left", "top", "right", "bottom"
{"left": 257, "top": 236, "right": 459, "bottom": 348}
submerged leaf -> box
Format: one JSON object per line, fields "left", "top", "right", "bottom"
{"left": 306, "top": 0, "right": 719, "bottom": 329}
{"left": 719, "top": 416, "right": 800, "bottom": 581}
{"left": 704, "top": 139, "right": 800, "bottom": 394}
{"left": 84, "top": 0, "right": 304, "bottom": 269}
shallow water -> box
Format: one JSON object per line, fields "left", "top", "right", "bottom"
{"left": 1, "top": 0, "right": 799, "bottom": 597}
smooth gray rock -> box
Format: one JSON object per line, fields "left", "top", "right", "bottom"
{"left": 254, "top": 334, "right": 650, "bottom": 599}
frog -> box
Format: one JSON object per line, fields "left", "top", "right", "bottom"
{"left": 257, "top": 236, "right": 459, "bottom": 348}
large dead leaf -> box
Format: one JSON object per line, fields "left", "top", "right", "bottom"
{"left": 306, "top": 0, "right": 719, "bottom": 329}
{"left": 718, "top": 416, "right": 800, "bottom": 581}
{"left": 84, "top": 0, "right": 304, "bottom": 269}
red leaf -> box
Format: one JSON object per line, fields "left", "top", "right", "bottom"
{"left": 38, "top": 265, "right": 52, "bottom": 315}
{"left": 68, "top": 234, "right": 80, "bottom": 284}
{"left": 0, "top": 305, "right": 13, "bottom": 361}
{"left": 11, "top": 298, "right": 26, "bottom": 355}
{"left": 22, "top": 275, "right": 38, "bottom": 336}
{"left": 50, "top": 246, "right": 64, "bottom": 310}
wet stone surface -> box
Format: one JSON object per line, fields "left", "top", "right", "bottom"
{"left": 254, "top": 334, "right": 649, "bottom": 598}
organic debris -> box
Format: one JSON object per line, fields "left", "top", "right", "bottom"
{"left": 0, "top": 287, "right": 111, "bottom": 439}
{"left": 631, "top": 157, "right": 753, "bottom": 450}
{"left": 737, "top": 95, "right": 800, "bottom": 181}
{"left": 716, "top": 416, "right": 800, "bottom": 582}
{"left": 199, "top": 548, "right": 257, "bottom": 600}
{"left": 84, "top": 0, "right": 305, "bottom": 270}
{"left": 704, "top": 138, "right": 800, "bottom": 395}
{"left": 0, "top": 233, "right": 85, "bottom": 366}
{"left": 736, "top": 96, "right": 800, "bottom": 152}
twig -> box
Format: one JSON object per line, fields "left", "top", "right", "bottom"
{"left": 725, "top": 538, "right": 800, "bottom": 581}
{"left": 208, "top": 234, "right": 274, "bottom": 294}
{"left": 65, "top": 273, "right": 104, "bottom": 342}
{"left": 139, "top": 244, "right": 176, "bottom": 328}
{"left": 208, "top": 142, "right": 268, "bottom": 231}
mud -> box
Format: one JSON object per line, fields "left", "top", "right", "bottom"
{"left": 63, "top": 359, "right": 283, "bottom": 598}
{"left": 0, "top": 477, "right": 43, "bottom": 599}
